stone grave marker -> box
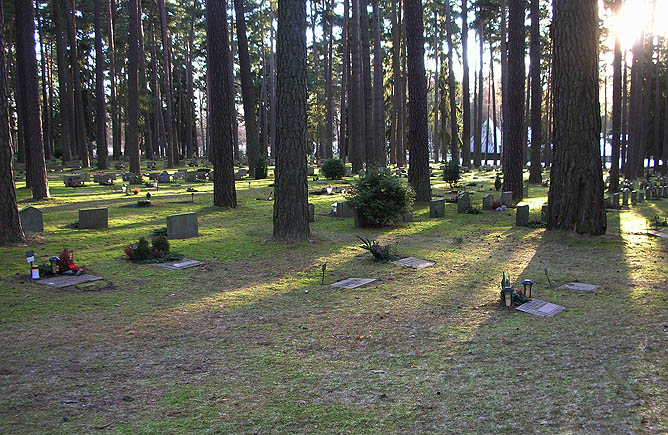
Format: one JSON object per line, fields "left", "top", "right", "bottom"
{"left": 19, "top": 206, "right": 43, "bottom": 233}
{"left": 648, "top": 229, "right": 668, "bottom": 239}
{"left": 613, "top": 192, "right": 620, "bottom": 208}
{"left": 148, "top": 172, "right": 160, "bottom": 180}
{"left": 392, "top": 257, "right": 434, "bottom": 269}
{"left": 345, "top": 167, "right": 353, "bottom": 177}
{"left": 336, "top": 201, "right": 354, "bottom": 218}
{"left": 482, "top": 194, "right": 494, "bottom": 210}
{"left": 457, "top": 192, "right": 471, "bottom": 213}
{"left": 308, "top": 203, "right": 315, "bottom": 222}
{"left": 541, "top": 204, "right": 549, "bottom": 224}
{"left": 64, "top": 174, "right": 83, "bottom": 187}
{"left": 331, "top": 278, "right": 377, "bottom": 289}
{"left": 154, "top": 259, "right": 204, "bottom": 270}
{"left": 429, "top": 199, "right": 445, "bottom": 218}
{"left": 401, "top": 212, "right": 414, "bottom": 222}
{"left": 516, "top": 205, "right": 529, "bottom": 226}
{"left": 646, "top": 187, "right": 652, "bottom": 200}
{"left": 158, "top": 172, "right": 171, "bottom": 183}
{"left": 185, "top": 171, "right": 197, "bottom": 182}
{"left": 515, "top": 299, "right": 565, "bottom": 317}
{"left": 622, "top": 190, "right": 629, "bottom": 207}
{"left": 523, "top": 184, "right": 529, "bottom": 198}
{"left": 638, "top": 191, "right": 644, "bottom": 202}
{"left": 604, "top": 196, "right": 612, "bottom": 208}
{"left": 15, "top": 162, "right": 25, "bottom": 172}
{"left": 238, "top": 168, "right": 248, "bottom": 177}
{"left": 501, "top": 191, "right": 514, "bottom": 207}
{"left": 38, "top": 274, "right": 104, "bottom": 289}
{"left": 307, "top": 166, "right": 315, "bottom": 176}
{"left": 167, "top": 212, "right": 198, "bottom": 239}
{"left": 98, "top": 173, "right": 116, "bottom": 185}
{"left": 559, "top": 282, "right": 600, "bottom": 292}
{"left": 631, "top": 190, "right": 637, "bottom": 203}
{"left": 79, "top": 208, "right": 108, "bottom": 229}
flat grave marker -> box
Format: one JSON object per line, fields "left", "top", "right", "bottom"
{"left": 392, "top": 257, "right": 435, "bottom": 269}
{"left": 37, "top": 274, "right": 104, "bottom": 289}
{"left": 515, "top": 299, "right": 565, "bottom": 317}
{"left": 331, "top": 278, "right": 377, "bottom": 289}
{"left": 154, "top": 259, "right": 205, "bottom": 270}
{"left": 559, "top": 282, "right": 600, "bottom": 292}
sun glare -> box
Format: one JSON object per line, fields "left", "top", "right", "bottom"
{"left": 612, "top": 0, "right": 668, "bottom": 50}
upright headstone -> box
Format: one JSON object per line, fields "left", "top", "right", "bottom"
{"left": 429, "top": 199, "right": 445, "bottom": 218}
{"left": 345, "top": 167, "right": 353, "bottom": 177}
{"left": 167, "top": 212, "right": 198, "bottom": 239}
{"left": 612, "top": 192, "right": 620, "bottom": 208}
{"left": 523, "top": 184, "right": 529, "bottom": 198}
{"left": 622, "top": 190, "right": 629, "bottom": 207}
{"left": 516, "top": 205, "right": 529, "bottom": 227}
{"left": 185, "top": 171, "right": 197, "bottom": 182}
{"left": 98, "top": 173, "right": 116, "bottom": 185}
{"left": 79, "top": 208, "right": 108, "bottom": 229}
{"left": 501, "top": 191, "right": 514, "bottom": 207}
{"left": 401, "top": 212, "right": 414, "bottom": 222}
{"left": 308, "top": 203, "right": 315, "bottom": 222}
{"left": 238, "top": 168, "right": 248, "bottom": 177}
{"left": 19, "top": 206, "right": 43, "bottom": 233}
{"left": 482, "top": 194, "right": 494, "bottom": 210}
{"left": 64, "top": 174, "right": 83, "bottom": 187}
{"left": 158, "top": 172, "right": 171, "bottom": 183}
{"left": 631, "top": 190, "right": 637, "bottom": 204}
{"left": 457, "top": 192, "right": 471, "bottom": 213}
{"left": 638, "top": 191, "right": 644, "bottom": 202}
{"left": 307, "top": 166, "right": 315, "bottom": 176}
{"left": 336, "top": 201, "right": 354, "bottom": 218}
{"left": 541, "top": 204, "right": 549, "bottom": 224}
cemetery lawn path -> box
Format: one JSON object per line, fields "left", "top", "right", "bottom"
{"left": 1, "top": 166, "right": 668, "bottom": 433}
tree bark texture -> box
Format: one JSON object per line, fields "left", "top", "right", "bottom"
{"left": 338, "top": 0, "right": 349, "bottom": 162}
{"left": 234, "top": 0, "right": 261, "bottom": 175}
{"left": 127, "top": 0, "right": 141, "bottom": 174}
{"left": 473, "top": 23, "right": 483, "bottom": 167}
{"left": 107, "top": 0, "right": 120, "bottom": 160}
{"left": 207, "top": 0, "right": 237, "bottom": 208}
{"left": 53, "top": 0, "right": 73, "bottom": 163}
{"left": 273, "top": 0, "right": 310, "bottom": 241}
{"left": 461, "top": 0, "right": 470, "bottom": 167}
{"left": 361, "top": 1, "right": 374, "bottom": 168}
{"left": 548, "top": 0, "right": 606, "bottom": 235}
{"left": 609, "top": 0, "right": 622, "bottom": 192}
{"left": 404, "top": 0, "right": 430, "bottom": 201}
{"left": 0, "top": 0, "right": 25, "bottom": 244}
{"left": 94, "top": 0, "right": 108, "bottom": 169}
{"left": 16, "top": 0, "right": 49, "bottom": 199}
{"left": 158, "top": 0, "right": 176, "bottom": 167}
{"left": 528, "top": 0, "right": 542, "bottom": 183}
{"left": 444, "top": 0, "right": 459, "bottom": 164}
{"left": 349, "top": 0, "right": 364, "bottom": 171}
{"left": 371, "top": 0, "right": 384, "bottom": 166}
{"left": 502, "top": 0, "right": 524, "bottom": 202}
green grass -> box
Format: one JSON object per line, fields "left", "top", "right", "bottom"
{"left": 1, "top": 162, "right": 667, "bottom": 433}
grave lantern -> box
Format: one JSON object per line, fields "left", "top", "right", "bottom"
{"left": 326, "top": 186, "right": 333, "bottom": 195}
{"left": 522, "top": 279, "right": 534, "bottom": 299}
{"left": 502, "top": 287, "right": 513, "bottom": 309}
{"left": 49, "top": 256, "right": 59, "bottom": 274}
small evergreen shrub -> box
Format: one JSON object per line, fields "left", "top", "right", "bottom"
{"left": 494, "top": 173, "right": 503, "bottom": 191}
{"left": 151, "top": 234, "right": 170, "bottom": 253}
{"left": 254, "top": 154, "right": 268, "bottom": 179}
{"left": 347, "top": 172, "right": 414, "bottom": 226}
{"left": 135, "top": 237, "right": 152, "bottom": 260}
{"left": 321, "top": 159, "right": 347, "bottom": 180}
{"left": 442, "top": 160, "right": 461, "bottom": 188}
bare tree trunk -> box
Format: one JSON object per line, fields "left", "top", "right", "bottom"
{"left": 107, "top": 0, "right": 120, "bottom": 161}
{"left": 94, "top": 0, "right": 108, "bottom": 169}
{"left": 273, "top": 0, "right": 309, "bottom": 240}
{"left": 461, "top": 0, "right": 470, "bottom": 167}
{"left": 405, "top": 0, "right": 430, "bottom": 201}
{"left": 490, "top": 42, "right": 498, "bottom": 166}
{"left": 158, "top": 0, "right": 175, "bottom": 167}
{"left": 137, "top": 0, "right": 152, "bottom": 161}
{"left": 432, "top": 12, "right": 439, "bottom": 163}
{"left": 185, "top": 1, "right": 197, "bottom": 158}
{"left": 548, "top": 0, "right": 605, "bottom": 235}
{"left": 36, "top": 2, "right": 50, "bottom": 160}
{"left": 444, "top": 0, "right": 459, "bottom": 164}
{"left": 338, "top": 0, "right": 349, "bottom": 162}
{"left": 350, "top": 0, "right": 364, "bottom": 171}
{"left": 528, "top": 0, "right": 541, "bottom": 183}
{"left": 325, "top": 0, "right": 334, "bottom": 159}
{"left": 499, "top": 0, "right": 508, "bottom": 167}
{"left": 53, "top": 0, "right": 73, "bottom": 163}
{"left": 229, "top": 13, "right": 239, "bottom": 161}
{"left": 390, "top": 0, "right": 399, "bottom": 164}
{"left": 270, "top": 17, "right": 278, "bottom": 158}
{"left": 621, "top": 52, "right": 628, "bottom": 173}
{"left": 127, "top": 0, "right": 141, "bottom": 174}
{"left": 609, "top": 0, "right": 622, "bottom": 193}
{"left": 207, "top": 0, "right": 237, "bottom": 208}
{"left": 663, "top": 41, "right": 668, "bottom": 173}
{"left": 0, "top": 0, "right": 24, "bottom": 244}
{"left": 473, "top": 22, "right": 483, "bottom": 167}
{"left": 361, "top": 0, "right": 374, "bottom": 168}
{"left": 16, "top": 0, "right": 49, "bottom": 199}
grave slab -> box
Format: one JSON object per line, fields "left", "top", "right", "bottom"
{"left": 648, "top": 229, "right": 668, "bottom": 239}
{"left": 559, "top": 282, "right": 600, "bottom": 292}
{"left": 331, "top": 278, "right": 377, "bottom": 289}
{"left": 515, "top": 299, "right": 565, "bottom": 317}
{"left": 154, "top": 259, "right": 205, "bottom": 270}
{"left": 392, "top": 257, "right": 435, "bottom": 269}
{"left": 37, "top": 274, "right": 104, "bottom": 288}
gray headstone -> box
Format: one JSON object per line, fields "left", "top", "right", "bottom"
{"left": 98, "top": 173, "right": 116, "bottom": 185}
{"left": 64, "top": 174, "right": 83, "bottom": 187}
{"left": 79, "top": 208, "right": 108, "bottom": 229}
{"left": 515, "top": 299, "right": 565, "bottom": 317}
{"left": 613, "top": 192, "right": 620, "bottom": 208}
{"left": 482, "top": 194, "right": 494, "bottom": 210}
{"left": 638, "top": 191, "right": 644, "bottom": 202}
{"left": 14, "top": 162, "right": 25, "bottom": 172}
{"left": 392, "top": 257, "right": 434, "bottom": 269}
{"left": 523, "top": 184, "right": 529, "bottom": 198}
{"left": 308, "top": 203, "right": 315, "bottom": 222}
{"left": 307, "top": 166, "right": 315, "bottom": 176}
{"left": 429, "top": 199, "right": 445, "bottom": 218}
{"left": 238, "top": 168, "right": 248, "bottom": 177}
{"left": 336, "top": 201, "right": 354, "bottom": 218}
{"left": 646, "top": 187, "right": 652, "bottom": 200}
{"left": 19, "top": 206, "right": 43, "bottom": 233}
{"left": 559, "top": 282, "right": 600, "bottom": 292}
{"left": 331, "top": 278, "right": 377, "bottom": 289}
{"left": 158, "top": 172, "right": 171, "bottom": 183}
{"left": 401, "top": 212, "right": 414, "bottom": 222}
{"left": 148, "top": 172, "right": 160, "bottom": 180}
{"left": 622, "top": 190, "right": 629, "bottom": 207}
{"left": 501, "top": 191, "right": 514, "bottom": 207}
{"left": 185, "top": 171, "right": 197, "bottom": 182}
{"left": 167, "top": 212, "right": 198, "bottom": 239}
{"left": 457, "top": 192, "right": 471, "bottom": 213}
{"left": 345, "top": 167, "right": 353, "bottom": 177}
{"left": 541, "top": 204, "right": 549, "bottom": 224}
{"left": 631, "top": 190, "right": 637, "bottom": 203}
{"left": 516, "top": 204, "right": 529, "bottom": 227}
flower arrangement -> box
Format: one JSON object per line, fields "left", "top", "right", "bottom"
{"left": 499, "top": 272, "right": 531, "bottom": 306}
{"left": 357, "top": 236, "right": 397, "bottom": 262}
{"left": 124, "top": 235, "right": 183, "bottom": 264}
{"left": 132, "top": 187, "right": 140, "bottom": 195}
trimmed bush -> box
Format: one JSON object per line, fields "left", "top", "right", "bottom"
{"left": 254, "top": 154, "right": 268, "bottom": 179}
{"left": 321, "top": 159, "right": 347, "bottom": 180}
{"left": 442, "top": 160, "right": 460, "bottom": 188}
{"left": 151, "top": 234, "right": 170, "bottom": 253}
{"left": 347, "top": 172, "right": 414, "bottom": 226}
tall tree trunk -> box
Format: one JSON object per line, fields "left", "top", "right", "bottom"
{"left": 149, "top": 18, "right": 166, "bottom": 158}
{"left": 528, "top": 0, "right": 541, "bottom": 183}
{"left": 473, "top": 22, "right": 483, "bottom": 167}
{"left": 270, "top": 17, "right": 278, "bottom": 158}
{"left": 36, "top": 2, "right": 50, "bottom": 160}
{"left": 361, "top": 0, "right": 374, "bottom": 168}
{"left": 350, "top": 0, "right": 364, "bottom": 171}
{"left": 626, "top": 31, "right": 646, "bottom": 179}
{"left": 461, "top": 0, "right": 470, "bottom": 167}
{"left": 371, "top": 0, "right": 383, "bottom": 166}
{"left": 234, "top": 0, "right": 261, "bottom": 175}
{"left": 0, "top": 0, "right": 24, "bottom": 244}
{"left": 107, "top": 0, "right": 120, "bottom": 160}
{"left": 158, "top": 0, "right": 176, "bottom": 167}
{"left": 501, "top": 0, "right": 524, "bottom": 202}
{"left": 325, "top": 0, "right": 334, "bottom": 159}
{"left": 652, "top": 39, "right": 660, "bottom": 170}
{"left": 16, "top": 0, "right": 49, "bottom": 199}
{"left": 53, "top": 0, "right": 73, "bottom": 163}
{"left": 229, "top": 13, "right": 239, "bottom": 161}
{"left": 61, "top": 0, "right": 89, "bottom": 167}
{"left": 663, "top": 41, "right": 668, "bottom": 173}
{"left": 444, "top": 0, "right": 459, "bottom": 164}
{"left": 609, "top": 0, "right": 622, "bottom": 192}
{"left": 127, "top": 0, "right": 141, "bottom": 174}
{"left": 390, "top": 0, "right": 399, "bottom": 164}
{"left": 273, "top": 0, "right": 309, "bottom": 240}
{"left": 548, "top": 0, "right": 605, "bottom": 235}
{"left": 338, "top": 0, "right": 349, "bottom": 162}
{"left": 499, "top": 0, "right": 508, "bottom": 168}
{"left": 94, "top": 0, "right": 108, "bottom": 169}
{"left": 137, "top": 0, "right": 152, "bottom": 161}
{"left": 621, "top": 52, "right": 628, "bottom": 173}
{"left": 186, "top": 0, "right": 197, "bottom": 158}
{"left": 491, "top": 45, "right": 498, "bottom": 166}
{"left": 432, "top": 13, "right": 439, "bottom": 163}
{"left": 207, "top": 0, "right": 237, "bottom": 207}
{"left": 405, "top": 0, "right": 429, "bottom": 201}
{"left": 602, "top": 73, "right": 607, "bottom": 165}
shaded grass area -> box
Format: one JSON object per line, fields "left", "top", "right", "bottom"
{"left": 1, "top": 164, "right": 667, "bottom": 433}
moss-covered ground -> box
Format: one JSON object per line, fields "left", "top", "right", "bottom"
{"left": 1, "top": 162, "right": 667, "bottom": 433}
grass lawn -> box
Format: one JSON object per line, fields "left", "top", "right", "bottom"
{"left": 1, "top": 162, "right": 667, "bottom": 433}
